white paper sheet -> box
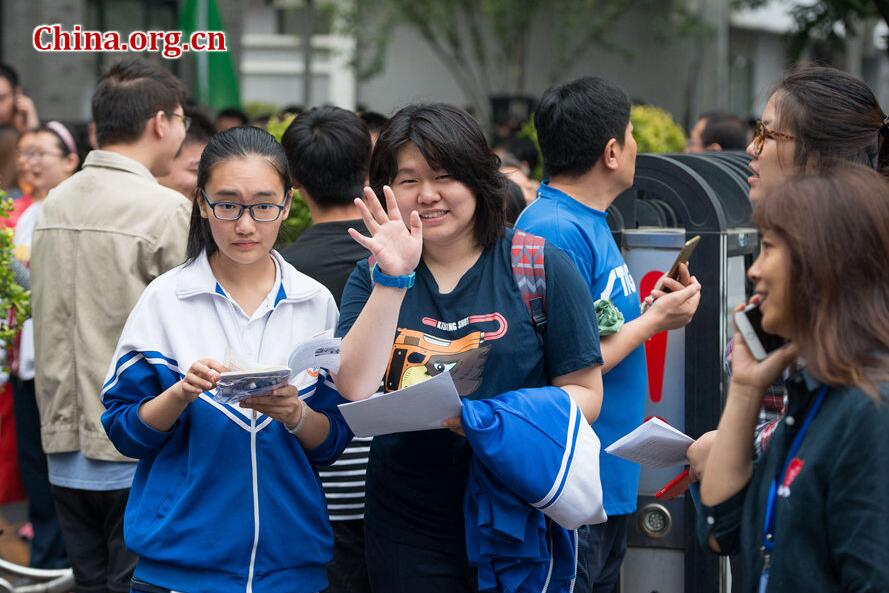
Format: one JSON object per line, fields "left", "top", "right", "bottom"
{"left": 604, "top": 417, "right": 694, "bottom": 468}
{"left": 288, "top": 337, "right": 342, "bottom": 374}
{"left": 337, "top": 372, "right": 462, "bottom": 437}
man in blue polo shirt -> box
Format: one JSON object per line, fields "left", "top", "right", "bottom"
{"left": 517, "top": 76, "right": 702, "bottom": 593}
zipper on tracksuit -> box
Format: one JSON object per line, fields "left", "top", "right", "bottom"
{"left": 246, "top": 411, "right": 260, "bottom": 593}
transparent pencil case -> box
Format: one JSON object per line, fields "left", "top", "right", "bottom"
{"left": 213, "top": 368, "right": 291, "bottom": 405}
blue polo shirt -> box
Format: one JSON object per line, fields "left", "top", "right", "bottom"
{"left": 517, "top": 182, "right": 647, "bottom": 515}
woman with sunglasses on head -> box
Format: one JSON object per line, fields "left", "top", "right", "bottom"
{"left": 100, "top": 126, "right": 352, "bottom": 593}
{"left": 699, "top": 166, "right": 889, "bottom": 592}
{"left": 333, "top": 104, "right": 604, "bottom": 593}
{"left": 684, "top": 64, "right": 889, "bottom": 480}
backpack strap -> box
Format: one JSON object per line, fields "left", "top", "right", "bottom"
{"left": 367, "top": 255, "right": 376, "bottom": 284}
{"left": 511, "top": 230, "right": 547, "bottom": 331}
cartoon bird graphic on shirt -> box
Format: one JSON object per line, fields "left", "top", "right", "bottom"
{"left": 384, "top": 313, "right": 506, "bottom": 396}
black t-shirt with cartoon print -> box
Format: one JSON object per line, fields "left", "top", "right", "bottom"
{"left": 336, "top": 228, "right": 602, "bottom": 550}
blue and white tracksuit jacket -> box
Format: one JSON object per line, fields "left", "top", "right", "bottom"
{"left": 463, "top": 387, "right": 607, "bottom": 593}
{"left": 100, "top": 250, "right": 352, "bottom": 593}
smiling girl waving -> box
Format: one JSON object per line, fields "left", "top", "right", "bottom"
{"left": 334, "top": 104, "right": 604, "bottom": 592}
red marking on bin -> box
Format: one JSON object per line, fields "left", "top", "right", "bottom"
{"left": 640, "top": 270, "right": 668, "bottom": 403}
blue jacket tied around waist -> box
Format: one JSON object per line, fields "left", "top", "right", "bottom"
{"left": 462, "top": 386, "right": 607, "bottom": 593}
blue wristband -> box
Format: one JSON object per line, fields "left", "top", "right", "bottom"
{"left": 372, "top": 263, "right": 415, "bottom": 289}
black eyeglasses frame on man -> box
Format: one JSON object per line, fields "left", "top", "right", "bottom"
{"left": 165, "top": 111, "right": 192, "bottom": 132}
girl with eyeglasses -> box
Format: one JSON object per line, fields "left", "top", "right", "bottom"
{"left": 100, "top": 126, "right": 352, "bottom": 593}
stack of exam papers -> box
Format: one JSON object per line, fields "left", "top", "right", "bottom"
{"left": 338, "top": 372, "right": 462, "bottom": 437}
{"left": 604, "top": 417, "right": 694, "bottom": 468}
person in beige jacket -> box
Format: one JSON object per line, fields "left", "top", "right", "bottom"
{"left": 30, "top": 59, "right": 192, "bottom": 593}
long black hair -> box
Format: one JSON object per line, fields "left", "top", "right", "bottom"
{"left": 186, "top": 126, "right": 291, "bottom": 261}
{"left": 369, "top": 103, "right": 508, "bottom": 249}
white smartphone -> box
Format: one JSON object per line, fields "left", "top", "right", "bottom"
{"left": 734, "top": 304, "right": 786, "bottom": 361}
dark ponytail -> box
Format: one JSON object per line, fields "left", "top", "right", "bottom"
{"left": 186, "top": 126, "right": 291, "bottom": 262}
{"left": 878, "top": 116, "right": 889, "bottom": 177}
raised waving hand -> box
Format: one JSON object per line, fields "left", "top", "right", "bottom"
{"left": 348, "top": 185, "right": 423, "bottom": 277}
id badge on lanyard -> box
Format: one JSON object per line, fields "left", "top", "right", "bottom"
{"left": 758, "top": 557, "right": 771, "bottom": 593}
{"left": 758, "top": 385, "right": 828, "bottom": 593}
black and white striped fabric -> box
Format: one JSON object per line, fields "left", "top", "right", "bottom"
{"left": 320, "top": 436, "right": 372, "bottom": 520}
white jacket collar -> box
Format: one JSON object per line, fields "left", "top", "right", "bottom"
{"left": 175, "top": 250, "right": 324, "bottom": 304}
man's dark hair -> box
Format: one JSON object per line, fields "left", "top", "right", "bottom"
{"left": 700, "top": 112, "right": 748, "bottom": 150}
{"left": 503, "top": 179, "right": 526, "bottom": 225}
{"left": 535, "top": 76, "right": 630, "bottom": 178}
{"left": 281, "top": 106, "right": 371, "bottom": 209}
{"left": 0, "top": 63, "right": 19, "bottom": 89}
{"left": 187, "top": 126, "right": 291, "bottom": 261}
{"left": 215, "top": 107, "right": 248, "bottom": 126}
{"left": 91, "top": 59, "right": 186, "bottom": 147}
{"left": 183, "top": 106, "right": 215, "bottom": 146}
{"left": 496, "top": 136, "right": 539, "bottom": 174}
{"left": 359, "top": 111, "right": 389, "bottom": 135}
{"left": 370, "top": 103, "right": 508, "bottom": 249}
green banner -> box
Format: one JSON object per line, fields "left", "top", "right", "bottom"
{"left": 178, "top": 0, "right": 241, "bottom": 110}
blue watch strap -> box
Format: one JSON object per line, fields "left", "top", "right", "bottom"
{"left": 372, "top": 263, "right": 415, "bottom": 289}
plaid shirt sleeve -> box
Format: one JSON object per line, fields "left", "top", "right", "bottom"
{"left": 724, "top": 337, "right": 787, "bottom": 460}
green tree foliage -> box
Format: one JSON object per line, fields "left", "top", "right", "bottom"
{"left": 630, "top": 105, "right": 687, "bottom": 153}
{"left": 265, "top": 114, "right": 313, "bottom": 247}
{"left": 734, "top": 0, "right": 889, "bottom": 59}
{"left": 0, "top": 191, "right": 30, "bottom": 352}
{"left": 346, "top": 0, "right": 705, "bottom": 125}
{"left": 517, "top": 117, "right": 544, "bottom": 180}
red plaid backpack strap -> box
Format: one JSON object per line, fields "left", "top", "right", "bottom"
{"left": 367, "top": 255, "right": 376, "bottom": 284}
{"left": 510, "top": 230, "right": 547, "bottom": 331}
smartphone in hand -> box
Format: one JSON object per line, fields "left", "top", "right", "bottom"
{"left": 734, "top": 303, "right": 786, "bottom": 361}
{"left": 661, "top": 236, "right": 700, "bottom": 293}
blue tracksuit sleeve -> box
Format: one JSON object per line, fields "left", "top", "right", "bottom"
{"left": 302, "top": 371, "right": 353, "bottom": 466}
{"left": 101, "top": 350, "right": 185, "bottom": 459}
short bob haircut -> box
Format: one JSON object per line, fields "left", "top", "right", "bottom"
{"left": 369, "top": 103, "right": 508, "bottom": 250}
{"left": 186, "top": 126, "right": 291, "bottom": 262}
{"left": 753, "top": 165, "right": 889, "bottom": 401}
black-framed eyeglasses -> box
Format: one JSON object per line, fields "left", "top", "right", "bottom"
{"left": 166, "top": 111, "right": 192, "bottom": 132}
{"left": 200, "top": 190, "right": 289, "bottom": 222}
{"left": 752, "top": 121, "right": 794, "bottom": 157}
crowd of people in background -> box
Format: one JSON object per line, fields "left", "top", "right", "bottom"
{"left": 0, "top": 54, "right": 886, "bottom": 593}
